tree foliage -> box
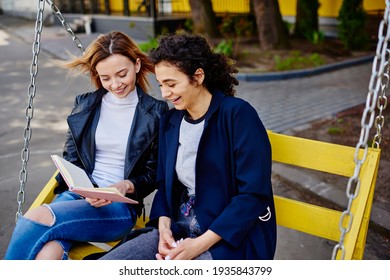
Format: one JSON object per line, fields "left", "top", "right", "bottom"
{"left": 294, "top": 0, "right": 320, "bottom": 42}
{"left": 338, "top": 0, "right": 369, "bottom": 50}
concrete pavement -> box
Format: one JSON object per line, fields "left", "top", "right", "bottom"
{"left": 0, "top": 14, "right": 388, "bottom": 260}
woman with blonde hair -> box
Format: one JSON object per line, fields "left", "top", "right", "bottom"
{"left": 5, "top": 31, "right": 168, "bottom": 260}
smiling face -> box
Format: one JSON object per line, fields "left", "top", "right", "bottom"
{"left": 155, "top": 62, "right": 211, "bottom": 119}
{"left": 95, "top": 54, "right": 140, "bottom": 98}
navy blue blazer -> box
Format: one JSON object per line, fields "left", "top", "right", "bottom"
{"left": 149, "top": 90, "right": 277, "bottom": 259}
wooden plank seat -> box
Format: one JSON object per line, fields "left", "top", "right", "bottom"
{"left": 29, "top": 131, "right": 380, "bottom": 260}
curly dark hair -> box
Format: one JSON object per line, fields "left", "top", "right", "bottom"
{"left": 149, "top": 33, "right": 239, "bottom": 96}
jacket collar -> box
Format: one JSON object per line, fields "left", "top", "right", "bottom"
{"left": 204, "top": 89, "right": 225, "bottom": 122}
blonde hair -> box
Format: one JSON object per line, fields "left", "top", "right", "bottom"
{"left": 62, "top": 31, "right": 153, "bottom": 93}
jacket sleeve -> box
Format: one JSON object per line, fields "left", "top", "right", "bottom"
{"left": 207, "top": 101, "right": 275, "bottom": 248}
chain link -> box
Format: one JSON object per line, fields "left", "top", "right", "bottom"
{"left": 45, "top": 0, "right": 85, "bottom": 53}
{"left": 332, "top": 1, "right": 389, "bottom": 259}
{"left": 15, "top": 0, "right": 85, "bottom": 223}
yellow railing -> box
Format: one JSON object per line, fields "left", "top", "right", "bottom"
{"left": 105, "top": 0, "right": 385, "bottom": 17}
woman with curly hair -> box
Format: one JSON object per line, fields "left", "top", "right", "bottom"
{"left": 100, "top": 33, "right": 276, "bottom": 260}
{"left": 5, "top": 31, "right": 168, "bottom": 260}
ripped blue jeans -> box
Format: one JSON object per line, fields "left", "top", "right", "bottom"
{"left": 4, "top": 191, "right": 136, "bottom": 260}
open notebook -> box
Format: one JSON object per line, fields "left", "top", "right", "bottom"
{"left": 51, "top": 155, "right": 138, "bottom": 204}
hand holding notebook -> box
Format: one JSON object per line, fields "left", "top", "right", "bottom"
{"left": 51, "top": 155, "right": 138, "bottom": 204}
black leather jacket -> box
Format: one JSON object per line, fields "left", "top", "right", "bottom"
{"left": 55, "top": 86, "right": 169, "bottom": 216}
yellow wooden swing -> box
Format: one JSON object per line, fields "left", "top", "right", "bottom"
{"left": 16, "top": 0, "right": 386, "bottom": 260}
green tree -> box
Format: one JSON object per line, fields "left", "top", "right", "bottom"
{"left": 338, "top": 0, "right": 369, "bottom": 50}
{"left": 294, "top": 0, "right": 320, "bottom": 42}
{"left": 218, "top": 15, "right": 255, "bottom": 58}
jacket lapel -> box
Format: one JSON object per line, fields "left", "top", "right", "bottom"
{"left": 67, "top": 91, "right": 104, "bottom": 173}
{"left": 164, "top": 111, "right": 184, "bottom": 206}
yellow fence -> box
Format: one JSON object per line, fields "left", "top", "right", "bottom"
{"left": 107, "top": 0, "right": 250, "bottom": 14}
{"left": 106, "top": 0, "right": 385, "bottom": 17}
{"left": 280, "top": 0, "right": 385, "bottom": 17}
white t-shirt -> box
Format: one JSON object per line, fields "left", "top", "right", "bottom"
{"left": 176, "top": 114, "right": 205, "bottom": 196}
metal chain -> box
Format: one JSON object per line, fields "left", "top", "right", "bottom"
{"left": 372, "top": 55, "right": 389, "bottom": 148}
{"left": 45, "top": 0, "right": 85, "bottom": 53}
{"left": 332, "top": 0, "right": 389, "bottom": 259}
{"left": 15, "top": 0, "right": 85, "bottom": 223}
{"left": 16, "top": 0, "right": 46, "bottom": 223}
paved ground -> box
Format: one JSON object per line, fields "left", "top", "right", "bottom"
{"left": 0, "top": 14, "right": 387, "bottom": 260}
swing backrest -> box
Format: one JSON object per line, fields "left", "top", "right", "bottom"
{"left": 268, "top": 131, "right": 380, "bottom": 260}
{"left": 29, "top": 131, "right": 380, "bottom": 260}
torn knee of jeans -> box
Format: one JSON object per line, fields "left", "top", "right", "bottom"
{"left": 41, "top": 204, "right": 56, "bottom": 226}
{"left": 22, "top": 204, "right": 56, "bottom": 227}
